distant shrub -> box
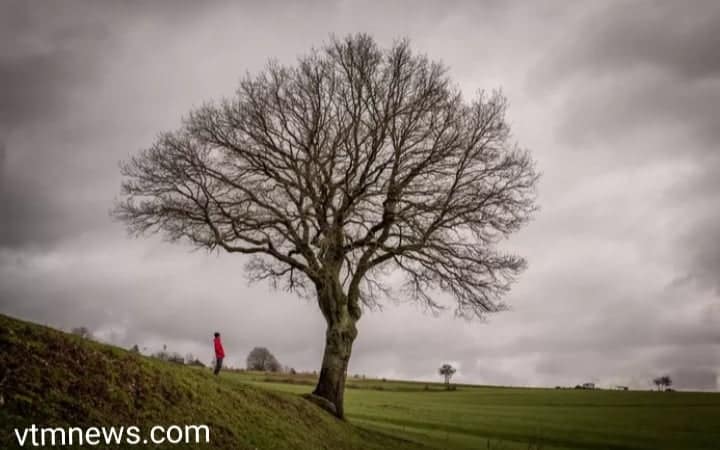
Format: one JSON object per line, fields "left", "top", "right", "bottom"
{"left": 246, "top": 347, "right": 282, "bottom": 372}
{"left": 71, "top": 326, "right": 93, "bottom": 340}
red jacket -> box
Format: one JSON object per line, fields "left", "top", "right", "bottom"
{"left": 214, "top": 337, "right": 225, "bottom": 358}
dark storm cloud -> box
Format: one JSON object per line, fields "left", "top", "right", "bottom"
{"left": 530, "top": 0, "right": 720, "bottom": 343}
{"left": 0, "top": 3, "right": 107, "bottom": 247}
{"left": 0, "top": 1, "right": 110, "bottom": 131}
{"left": 0, "top": 0, "right": 235, "bottom": 133}
{"left": 0, "top": 1, "right": 111, "bottom": 249}
{"left": 0, "top": 0, "right": 229, "bottom": 249}
{"left": 543, "top": 1, "right": 720, "bottom": 81}
{"left": 556, "top": 77, "right": 720, "bottom": 148}
{"left": 0, "top": 170, "right": 67, "bottom": 249}
{"left": 0, "top": 50, "right": 87, "bottom": 130}
{"left": 532, "top": 1, "right": 720, "bottom": 147}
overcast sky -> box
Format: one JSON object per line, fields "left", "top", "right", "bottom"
{"left": 1, "top": 0, "right": 718, "bottom": 391}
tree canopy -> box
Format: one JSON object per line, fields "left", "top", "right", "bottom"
{"left": 114, "top": 33, "right": 538, "bottom": 418}
{"left": 439, "top": 363, "right": 457, "bottom": 387}
{"left": 246, "top": 347, "right": 282, "bottom": 372}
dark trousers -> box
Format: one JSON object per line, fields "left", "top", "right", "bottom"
{"left": 214, "top": 357, "right": 223, "bottom": 375}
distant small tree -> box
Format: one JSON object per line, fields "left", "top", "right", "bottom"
{"left": 129, "top": 344, "right": 140, "bottom": 353}
{"left": 246, "top": 347, "right": 282, "bottom": 372}
{"left": 653, "top": 375, "right": 673, "bottom": 391}
{"left": 662, "top": 375, "right": 673, "bottom": 389}
{"left": 439, "top": 364, "right": 456, "bottom": 389}
{"left": 71, "top": 326, "right": 93, "bottom": 340}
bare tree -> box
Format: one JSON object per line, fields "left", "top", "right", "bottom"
{"left": 653, "top": 377, "right": 660, "bottom": 390}
{"left": 246, "top": 347, "right": 282, "bottom": 372}
{"left": 662, "top": 375, "right": 673, "bottom": 390}
{"left": 653, "top": 375, "right": 673, "bottom": 391}
{"left": 114, "top": 34, "right": 538, "bottom": 418}
{"left": 439, "top": 363, "right": 456, "bottom": 389}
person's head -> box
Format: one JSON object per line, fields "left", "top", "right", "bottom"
{"left": 214, "top": 332, "right": 220, "bottom": 338}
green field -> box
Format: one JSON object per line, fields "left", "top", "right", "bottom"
{"left": 222, "top": 371, "right": 720, "bottom": 450}
{"left": 2, "top": 313, "right": 719, "bottom": 450}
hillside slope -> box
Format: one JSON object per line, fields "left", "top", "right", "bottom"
{"left": 0, "top": 314, "right": 427, "bottom": 450}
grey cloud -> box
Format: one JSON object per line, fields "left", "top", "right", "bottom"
{"left": 0, "top": 0, "right": 230, "bottom": 250}
{"left": 668, "top": 154, "right": 720, "bottom": 296}
{"left": 531, "top": 1, "right": 720, "bottom": 147}
{"left": 554, "top": 74, "right": 720, "bottom": 149}
{"left": 535, "top": 1, "right": 720, "bottom": 84}
{"left": 0, "top": 0, "right": 718, "bottom": 390}
{"left": 0, "top": 185, "right": 65, "bottom": 249}
{"left": 668, "top": 368, "right": 718, "bottom": 391}
{"left": 679, "top": 206, "right": 720, "bottom": 294}
{"left": 0, "top": 2, "right": 110, "bottom": 132}
{"left": 490, "top": 301, "right": 717, "bottom": 362}
{"left": 0, "top": 0, "right": 232, "bottom": 133}
{"left": 0, "top": 138, "right": 117, "bottom": 250}
{"left": 0, "top": 142, "right": 71, "bottom": 249}
{"left": 525, "top": 0, "right": 720, "bottom": 348}
{"left": 0, "top": 50, "right": 85, "bottom": 130}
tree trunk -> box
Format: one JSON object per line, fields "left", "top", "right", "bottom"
{"left": 311, "top": 314, "right": 358, "bottom": 419}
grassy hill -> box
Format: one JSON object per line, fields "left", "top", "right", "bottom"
{"left": 0, "top": 313, "right": 426, "bottom": 450}
{"left": 2, "top": 313, "right": 719, "bottom": 450}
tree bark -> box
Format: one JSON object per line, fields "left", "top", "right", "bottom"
{"left": 311, "top": 312, "right": 358, "bottom": 419}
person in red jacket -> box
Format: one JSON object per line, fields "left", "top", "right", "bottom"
{"left": 213, "top": 332, "right": 225, "bottom": 375}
